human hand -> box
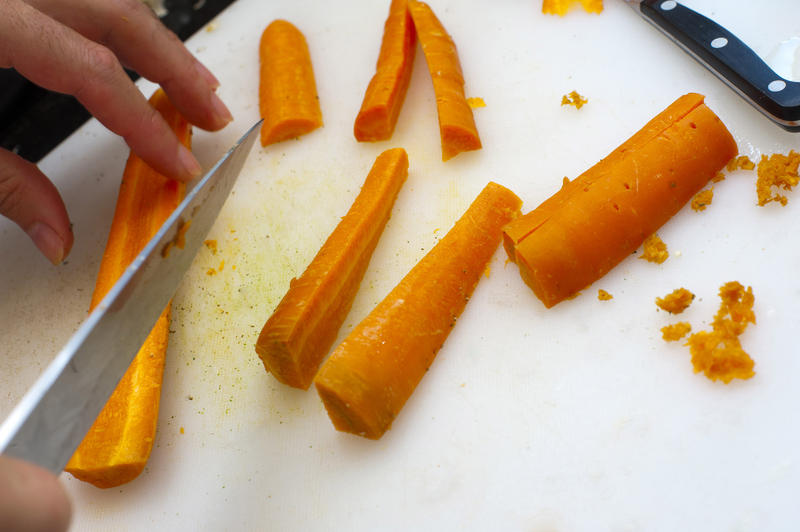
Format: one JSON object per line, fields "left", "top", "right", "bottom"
{"left": 0, "top": 0, "right": 233, "bottom": 264}
{"left": 0, "top": 454, "right": 71, "bottom": 532}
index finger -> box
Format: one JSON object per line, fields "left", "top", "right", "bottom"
{"left": 0, "top": 0, "right": 201, "bottom": 181}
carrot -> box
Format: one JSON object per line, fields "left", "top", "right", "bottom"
{"left": 314, "top": 182, "right": 521, "bottom": 439}
{"left": 64, "top": 89, "right": 190, "bottom": 488}
{"left": 408, "top": 1, "right": 481, "bottom": 161}
{"left": 256, "top": 148, "right": 409, "bottom": 389}
{"left": 259, "top": 20, "right": 323, "bottom": 146}
{"left": 542, "top": 0, "right": 603, "bottom": 16}
{"left": 503, "top": 93, "right": 737, "bottom": 308}
{"left": 354, "top": 0, "right": 417, "bottom": 141}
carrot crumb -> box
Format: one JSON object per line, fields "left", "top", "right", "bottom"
{"left": 726, "top": 155, "right": 755, "bottom": 172}
{"left": 686, "top": 281, "right": 755, "bottom": 383}
{"left": 711, "top": 171, "right": 726, "bottom": 183}
{"left": 218, "top": 260, "right": 225, "bottom": 271}
{"left": 543, "top": 0, "right": 603, "bottom": 15}
{"left": 597, "top": 289, "right": 613, "bottom": 301}
{"left": 561, "top": 90, "right": 588, "bottom": 109}
{"left": 691, "top": 188, "right": 714, "bottom": 211}
{"left": 206, "top": 268, "right": 217, "bottom": 276}
{"left": 639, "top": 233, "right": 669, "bottom": 264}
{"left": 656, "top": 287, "right": 694, "bottom": 314}
{"left": 756, "top": 150, "right": 800, "bottom": 206}
{"left": 179, "top": 427, "right": 185, "bottom": 434}
{"left": 661, "top": 322, "right": 691, "bottom": 341}
{"left": 204, "top": 239, "right": 218, "bottom": 254}
{"left": 467, "top": 97, "right": 486, "bottom": 108}
{"left": 483, "top": 265, "right": 491, "bottom": 278}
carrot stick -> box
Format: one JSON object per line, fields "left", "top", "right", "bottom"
{"left": 259, "top": 20, "right": 323, "bottom": 146}
{"left": 503, "top": 93, "right": 737, "bottom": 308}
{"left": 64, "top": 89, "right": 190, "bottom": 488}
{"left": 256, "top": 148, "right": 409, "bottom": 389}
{"left": 354, "top": 0, "right": 417, "bottom": 142}
{"left": 408, "top": 1, "right": 481, "bottom": 161}
{"left": 314, "top": 182, "right": 521, "bottom": 439}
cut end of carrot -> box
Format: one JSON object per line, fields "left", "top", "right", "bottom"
{"left": 441, "top": 124, "right": 482, "bottom": 161}
{"left": 65, "top": 462, "right": 145, "bottom": 489}
{"left": 260, "top": 117, "right": 323, "bottom": 147}
{"left": 354, "top": 107, "right": 392, "bottom": 142}
{"left": 314, "top": 379, "right": 384, "bottom": 440}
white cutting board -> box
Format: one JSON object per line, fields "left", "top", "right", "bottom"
{"left": 2, "top": 1, "right": 800, "bottom": 530}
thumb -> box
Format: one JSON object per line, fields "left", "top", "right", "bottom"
{"left": 0, "top": 148, "right": 73, "bottom": 264}
{"left": 0, "top": 454, "right": 72, "bottom": 532}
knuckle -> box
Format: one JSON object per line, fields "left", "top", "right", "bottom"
{"left": 0, "top": 164, "right": 27, "bottom": 220}
{"left": 82, "top": 42, "right": 120, "bottom": 82}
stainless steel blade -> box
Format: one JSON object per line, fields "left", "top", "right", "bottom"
{"left": 0, "top": 120, "right": 262, "bottom": 473}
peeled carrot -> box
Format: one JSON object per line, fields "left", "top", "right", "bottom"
{"left": 408, "top": 1, "right": 481, "bottom": 161}
{"left": 259, "top": 20, "right": 323, "bottom": 146}
{"left": 503, "top": 93, "right": 737, "bottom": 308}
{"left": 354, "top": 0, "right": 416, "bottom": 141}
{"left": 256, "top": 148, "right": 409, "bottom": 389}
{"left": 314, "top": 182, "right": 521, "bottom": 439}
{"left": 64, "top": 89, "right": 190, "bottom": 488}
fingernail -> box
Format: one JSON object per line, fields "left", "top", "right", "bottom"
{"left": 27, "top": 222, "right": 65, "bottom": 265}
{"left": 195, "top": 62, "right": 220, "bottom": 90}
{"left": 179, "top": 145, "right": 203, "bottom": 179}
{"left": 211, "top": 93, "right": 233, "bottom": 127}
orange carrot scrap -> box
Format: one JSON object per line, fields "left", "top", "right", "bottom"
{"left": 467, "top": 97, "right": 486, "bottom": 109}
{"left": 639, "top": 233, "right": 669, "bottom": 264}
{"left": 561, "top": 91, "right": 588, "bottom": 109}
{"left": 756, "top": 150, "right": 800, "bottom": 206}
{"left": 314, "top": 182, "right": 521, "bottom": 439}
{"left": 691, "top": 188, "right": 714, "bottom": 211}
{"left": 661, "top": 322, "right": 691, "bottom": 341}
{"left": 687, "top": 282, "right": 755, "bottom": 383}
{"left": 65, "top": 89, "right": 190, "bottom": 488}
{"left": 503, "top": 93, "right": 737, "bottom": 308}
{"left": 354, "top": 0, "right": 416, "bottom": 141}
{"left": 257, "top": 148, "right": 409, "bottom": 390}
{"left": 597, "top": 289, "right": 613, "bottom": 300}
{"left": 543, "top": 0, "right": 603, "bottom": 15}
{"left": 259, "top": 20, "right": 323, "bottom": 146}
{"left": 656, "top": 287, "right": 695, "bottom": 314}
{"left": 726, "top": 155, "right": 755, "bottom": 172}
{"left": 408, "top": 1, "right": 481, "bottom": 161}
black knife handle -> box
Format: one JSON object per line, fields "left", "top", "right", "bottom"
{"left": 639, "top": 0, "right": 800, "bottom": 131}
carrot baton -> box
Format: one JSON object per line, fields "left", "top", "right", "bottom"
{"left": 503, "top": 93, "right": 737, "bottom": 308}
{"left": 259, "top": 19, "right": 323, "bottom": 146}
{"left": 408, "top": 0, "right": 482, "bottom": 161}
{"left": 64, "top": 89, "right": 190, "bottom": 488}
{"left": 256, "top": 148, "right": 409, "bottom": 390}
{"left": 354, "top": 0, "right": 417, "bottom": 142}
{"left": 314, "top": 182, "right": 522, "bottom": 439}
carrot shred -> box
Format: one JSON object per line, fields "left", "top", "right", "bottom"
{"left": 64, "top": 89, "right": 190, "bottom": 488}
{"left": 314, "top": 182, "right": 522, "bottom": 439}
{"left": 259, "top": 20, "right": 323, "bottom": 146}
{"left": 256, "top": 148, "right": 409, "bottom": 389}
{"left": 408, "top": 1, "right": 482, "bottom": 161}
{"left": 354, "top": 0, "right": 417, "bottom": 141}
{"left": 503, "top": 93, "right": 737, "bottom": 308}
{"left": 542, "top": 0, "right": 603, "bottom": 15}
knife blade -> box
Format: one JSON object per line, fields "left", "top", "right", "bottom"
{"left": 624, "top": 0, "right": 800, "bottom": 131}
{"left": 0, "top": 119, "right": 262, "bottom": 473}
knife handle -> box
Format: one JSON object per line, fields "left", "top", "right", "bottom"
{"left": 638, "top": 0, "right": 800, "bottom": 131}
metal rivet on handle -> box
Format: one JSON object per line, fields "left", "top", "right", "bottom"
{"left": 660, "top": 1, "right": 677, "bottom": 10}
{"left": 711, "top": 37, "right": 728, "bottom": 49}
{"left": 768, "top": 80, "right": 787, "bottom": 92}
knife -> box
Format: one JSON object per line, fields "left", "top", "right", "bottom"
{"left": 624, "top": 0, "right": 800, "bottom": 131}
{"left": 0, "top": 119, "right": 262, "bottom": 474}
